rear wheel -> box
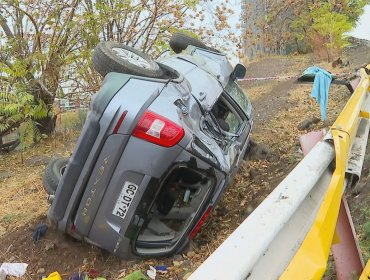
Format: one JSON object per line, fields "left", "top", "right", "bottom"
{"left": 93, "top": 41, "right": 165, "bottom": 78}
{"left": 169, "top": 32, "right": 219, "bottom": 54}
{"left": 43, "top": 158, "right": 68, "bottom": 195}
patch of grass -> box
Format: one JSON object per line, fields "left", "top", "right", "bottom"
{"left": 0, "top": 122, "right": 80, "bottom": 237}
{"left": 359, "top": 207, "right": 370, "bottom": 262}
{"left": 1, "top": 213, "right": 15, "bottom": 223}
{"left": 56, "top": 109, "right": 88, "bottom": 132}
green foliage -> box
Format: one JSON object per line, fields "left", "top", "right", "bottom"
{"left": 0, "top": 82, "right": 51, "bottom": 147}
{"left": 310, "top": 3, "right": 352, "bottom": 50}
{"left": 19, "top": 119, "right": 42, "bottom": 148}
{"left": 263, "top": 0, "right": 369, "bottom": 58}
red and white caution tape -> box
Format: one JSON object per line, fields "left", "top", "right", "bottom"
{"left": 239, "top": 75, "right": 299, "bottom": 81}
{"left": 239, "top": 71, "right": 354, "bottom": 82}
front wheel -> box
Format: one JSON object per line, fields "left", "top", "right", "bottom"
{"left": 93, "top": 41, "right": 165, "bottom": 78}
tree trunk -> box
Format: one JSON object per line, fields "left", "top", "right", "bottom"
{"left": 37, "top": 115, "right": 57, "bottom": 135}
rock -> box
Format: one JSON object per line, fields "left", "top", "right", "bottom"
{"left": 351, "top": 177, "right": 369, "bottom": 196}
{"left": 186, "top": 251, "right": 195, "bottom": 258}
{"left": 102, "top": 270, "right": 111, "bottom": 278}
{"left": 249, "top": 169, "right": 259, "bottom": 180}
{"left": 173, "top": 260, "right": 182, "bottom": 267}
{"left": 297, "top": 116, "right": 320, "bottom": 131}
{"left": 24, "top": 155, "right": 51, "bottom": 166}
{"left": 180, "top": 260, "right": 191, "bottom": 268}
{"left": 36, "top": 268, "right": 45, "bottom": 274}
{"left": 0, "top": 171, "right": 12, "bottom": 180}
{"left": 173, "top": 254, "right": 184, "bottom": 261}
{"left": 44, "top": 242, "right": 55, "bottom": 251}
{"left": 215, "top": 206, "right": 228, "bottom": 217}
{"left": 247, "top": 140, "right": 276, "bottom": 161}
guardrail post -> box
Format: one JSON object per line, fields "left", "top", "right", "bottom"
{"left": 332, "top": 197, "right": 365, "bottom": 280}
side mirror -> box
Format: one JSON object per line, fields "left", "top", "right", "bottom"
{"left": 231, "top": 63, "right": 246, "bottom": 80}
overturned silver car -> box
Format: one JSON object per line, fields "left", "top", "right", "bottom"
{"left": 44, "top": 32, "right": 253, "bottom": 258}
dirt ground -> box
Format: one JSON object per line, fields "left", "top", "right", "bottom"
{"left": 0, "top": 45, "right": 369, "bottom": 279}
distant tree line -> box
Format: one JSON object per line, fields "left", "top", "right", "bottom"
{"left": 242, "top": 0, "right": 369, "bottom": 61}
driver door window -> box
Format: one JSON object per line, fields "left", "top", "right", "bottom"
{"left": 211, "top": 96, "right": 243, "bottom": 134}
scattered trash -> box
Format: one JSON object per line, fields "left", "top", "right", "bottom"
{"left": 154, "top": 265, "right": 168, "bottom": 274}
{"left": 0, "top": 263, "right": 28, "bottom": 278}
{"left": 173, "top": 260, "right": 182, "bottom": 266}
{"left": 43, "top": 271, "right": 62, "bottom": 280}
{"left": 69, "top": 272, "right": 106, "bottom": 280}
{"left": 70, "top": 273, "right": 80, "bottom": 280}
{"left": 87, "top": 268, "right": 99, "bottom": 278}
{"left": 146, "top": 266, "right": 156, "bottom": 280}
{"left": 0, "top": 269, "right": 5, "bottom": 280}
{"left": 118, "top": 269, "right": 126, "bottom": 278}
{"left": 121, "top": 270, "right": 148, "bottom": 280}
{"left": 32, "top": 223, "right": 48, "bottom": 242}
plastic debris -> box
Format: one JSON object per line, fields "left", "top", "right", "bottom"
{"left": 32, "top": 223, "right": 48, "bottom": 242}
{"left": 0, "top": 270, "right": 6, "bottom": 280}
{"left": 43, "top": 271, "right": 62, "bottom": 280}
{"left": 154, "top": 265, "right": 167, "bottom": 273}
{"left": 70, "top": 272, "right": 90, "bottom": 280}
{"left": 87, "top": 268, "right": 99, "bottom": 278}
{"left": 121, "top": 270, "right": 148, "bottom": 280}
{"left": 118, "top": 269, "right": 126, "bottom": 278}
{"left": 146, "top": 266, "right": 156, "bottom": 280}
{"left": 0, "top": 263, "right": 28, "bottom": 278}
{"left": 70, "top": 273, "right": 81, "bottom": 280}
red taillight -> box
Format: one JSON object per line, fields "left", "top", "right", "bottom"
{"left": 132, "top": 110, "right": 184, "bottom": 147}
{"left": 189, "top": 206, "right": 213, "bottom": 240}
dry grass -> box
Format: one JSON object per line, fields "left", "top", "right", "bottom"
{"left": 0, "top": 111, "right": 83, "bottom": 237}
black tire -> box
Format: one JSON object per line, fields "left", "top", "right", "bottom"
{"left": 169, "top": 32, "right": 220, "bottom": 54}
{"left": 93, "top": 41, "right": 164, "bottom": 78}
{"left": 43, "top": 158, "right": 68, "bottom": 195}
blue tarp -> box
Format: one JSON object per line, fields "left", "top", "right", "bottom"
{"left": 302, "top": 66, "right": 333, "bottom": 120}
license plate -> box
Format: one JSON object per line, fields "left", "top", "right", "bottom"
{"left": 112, "top": 181, "right": 138, "bottom": 219}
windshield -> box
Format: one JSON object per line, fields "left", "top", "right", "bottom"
{"left": 225, "top": 81, "right": 252, "bottom": 118}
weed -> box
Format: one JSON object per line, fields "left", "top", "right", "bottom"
{"left": 2, "top": 213, "right": 15, "bottom": 223}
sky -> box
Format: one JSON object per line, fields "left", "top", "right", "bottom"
{"left": 348, "top": 5, "right": 370, "bottom": 40}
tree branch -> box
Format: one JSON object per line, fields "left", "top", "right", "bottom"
{"left": 0, "top": 12, "right": 14, "bottom": 39}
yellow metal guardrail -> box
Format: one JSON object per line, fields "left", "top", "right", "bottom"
{"left": 280, "top": 66, "right": 370, "bottom": 279}
{"left": 360, "top": 260, "right": 370, "bottom": 280}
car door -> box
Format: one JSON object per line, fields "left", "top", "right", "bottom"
{"left": 211, "top": 80, "right": 252, "bottom": 178}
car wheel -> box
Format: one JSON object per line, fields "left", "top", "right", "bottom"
{"left": 169, "top": 32, "right": 220, "bottom": 54}
{"left": 93, "top": 41, "right": 165, "bottom": 78}
{"left": 43, "top": 158, "right": 68, "bottom": 195}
